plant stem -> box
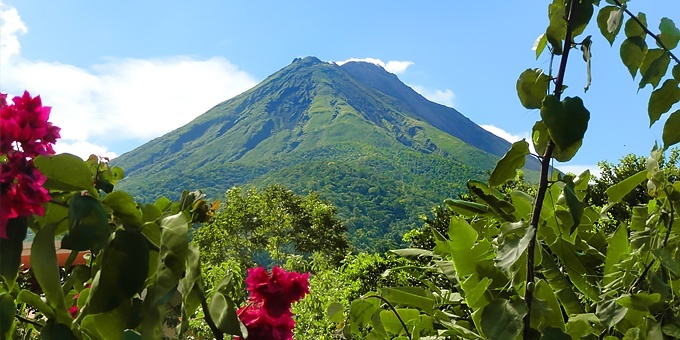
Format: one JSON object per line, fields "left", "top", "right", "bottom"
{"left": 612, "top": 0, "right": 680, "bottom": 65}
{"left": 523, "top": 0, "right": 577, "bottom": 337}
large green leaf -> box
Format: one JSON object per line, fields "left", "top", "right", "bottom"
{"left": 87, "top": 229, "right": 150, "bottom": 314}
{"left": 620, "top": 37, "right": 648, "bottom": 78}
{"left": 495, "top": 223, "right": 534, "bottom": 278}
{"left": 569, "top": 0, "right": 593, "bottom": 37}
{"left": 605, "top": 170, "right": 647, "bottom": 203}
{"left": 653, "top": 248, "right": 680, "bottom": 277}
{"left": 81, "top": 300, "right": 136, "bottom": 339}
{"left": 639, "top": 49, "right": 671, "bottom": 90}
{"left": 63, "top": 193, "right": 110, "bottom": 252}
{"left": 659, "top": 17, "right": 680, "bottom": 50}
{"left": 604, "top": 225, "right": 630, "bottom": 287}
{"left": 41, "top": 320, "right": 78, "bottom": 340}
{"left": 617, "top": 293, "right": 660, "bottom": 312}
{"left": 34, "top": 153, "right": 96, "bottom": 196}
{"left": 379, "top": 308, "right": 420, "bottom": 336}
{"left": 533, "top": 280, "right": 565, "bottom": 330}
{"left": 380, "top": 287, "right": 435, "bottom": 315}
{"left": 444, "top": 199, "right": 493, "bottom": 217}
{"left": 517, "top": 69, "right": 550, "bottom": 109}
{"left": 546, "top": 2, "right": 566, "bottom": 54}
{"left": 447, "top": 216, "right": 480, "bottom": 277}
{"left": 489, "top": 140, "right": 530, "bottom": 187}
{"left": 562, "top": 181, "right": 585, "bottom": 234}
{"left": 540, "top": 95, "right": 590, "bottom": 161}
{"left": 178, "top": 244, "right": 204, "bottom": 335}
{"left": 596, "top": 298, "right": 627, "bottom": 328}
{"left": 16, "top": 290, "right": 55, "bottom": 319}
{"left": 480, "top": 298, "right": 527, "bottom": 339}
{"left": 350, "top": 299, "right": 379, "bottom": 334}
{"left": 0, "top": 292, "right": 14, "bottom": 338}
{"left": 624, "top": 13, "right": 647, "bottom": 38}
{"left": 208, "top": 291, "right": 246, "bottom": 337}
{"left": 31, "top": 224, "right": 71, "bottom": 324}
{"left": 550, "top": 239, "right": 600, "bottom": 301}
{"left": 663, "top": 110, "right": 680, "bottom": 149}
{"left": 648, "top": 79, "right": 680, "bottom": 126}
{"left": 102, "top": 191, "right": 143, "bottom": 227}
{"left": 0, "top": 218, "right": 27, "bottom": 287}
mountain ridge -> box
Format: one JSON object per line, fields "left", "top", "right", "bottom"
{"left": 113, "top": 56, "right": 537, "bottom": 251}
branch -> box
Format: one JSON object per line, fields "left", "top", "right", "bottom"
{"left": 612, "top": 0, "right": 680, "bottom": 65}
{"left": 524, "top": 0, "right": 578, "bottom": 337}
{"left": 364, "top": 295, "right": 412, "bottom": 340}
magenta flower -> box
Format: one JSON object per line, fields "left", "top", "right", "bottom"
{"left": 236, "top": 266, "right": 310, "bottom": 340}
{"left": 0, "top": 91, "right": 58, "bottom": 238}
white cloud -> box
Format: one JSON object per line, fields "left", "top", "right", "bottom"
{"left": 335, "top": 57, "right": 414, "bottom": 75}
{"left": 411, "top": 86, "right": 456, "bottom": 107}
{"left": 0, "top": 2, "right": 258, "bottom": 158}
{"left": 481, "top": 124, "right": 536, "bottom": 155}
{"left": 53, "top": 140, "right": 118, "bottom": 160}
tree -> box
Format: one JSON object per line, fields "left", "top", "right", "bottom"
{"left": 192, "top": 185, "right": 350, "bottom": 272}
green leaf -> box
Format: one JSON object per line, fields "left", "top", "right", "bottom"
{"left": 208, "top": 292, "right": 246, "bottom": 337}
{"left": 102, "top": 191, "right": 143, "bottom": 227}
{"left": 17, "top": 290, "right": 55, "bottom": 319}
{"left": 581, "top": 35, "right": 593, "bottom": 92}
{"left": 605, "top": 169, "right": 647, "bottom": 203}
{"left": 604, "top": 225, "right": 629, "bottom": 287}
{"left": 350, "top": 299, "right": 378, "bottom": 334}
{"left": 87, "top": 229, "right": 150, "bottom": 314}
{"left": 674, "top": 64, "right": 680, "bottom": 80}
{"left": 31, "top": 224, "right": 71, "bottom": 325}
{"left": 617, "top": 293, "right": 660, "bottom": 312}
{"left": 178, "top": 244, "right": 203, "bottom": 335}
{"left": 540, "top": 95, "right": 590, "bottom": 161}
{"left": 389, "top": 248, "right": 435, "bottom": 261}
{"left": 379, "top": 309, "right": 419, "bottom": 336}
{"left": 480, "top": 298, "right": 527, "bottom": 339}
{"left": 446, "top": 216, "right": 479, "bottom": 277}
{"left": 63, "top": 193, "right": 110, "bottom": 252}
{"left": 533, "top": 280, "right": 565, "bottom": 330}
{"left": 546, "top": 2, "right": 566, "bottom": 54}
{"left": 596, "top": 298, "right": 627, "bottom": 328}
{"left": 570, "top": 0, "right": 594, "bottom": 38}
{"left": 562, "top": 181, "right": 585, "bottom": 234}
{"left": 624, "top": 13, "right": 647, "bottom": 38}
{"left": 533, "top": 33, "right": 548, "bottom": 59}
{"left": 41, "top": 320, "right": 78, "bottom": 340}
{"left": 663, "top": 110, "right": 680, "bottom": 149}
{"left": 648, "top": 79, "right": 680, "bottom": 126}
{"left": 550, "top": 239, "right": 600, "bottom": 301}
{"left": 0, "top": 217, "right": 27, "bottom": 287}
{"left": 597, "top": 6, "right": 621, "bottom": 45}
{"left": 34, "top": 153, "right": 96, "bottom": 196}
{"left": 495, "top": 223, "right": 534, "bottom": 277}
{"left": 620, "top": 37, "right": 648, "bottom": 78}
{"left": 653, "top": 247, "right": 680, "bottom": 276}
{"left": 444, "top": 199, "right": 493, "bottom": 217}
{"left": 517, "top": 69, "right": 550, "bottom": 109}
{"left": 380, "top": 287, "right": 435, "bottom": 315}
{"left": 0, "top": 293, "right": 14, "bottom": 338}
{"left": 639, "top": 49, "right": 671, "bottom": 90}
{"left": 662, "top": 324, "right": 680, "bottom": 338}
{"left": 532, "top": 120, "right": 549, "bottom": 156}
{"left": 81, "top": 300, "right": 135, "bottom": 340}
{"left": 489, "top": 140, "right": 529, "bottom": 187}
{"left": 327, "top": 302, "right": 345, "bottom": 323}
{"left": 659, "top": 17, "right": 680, "bottom": 50}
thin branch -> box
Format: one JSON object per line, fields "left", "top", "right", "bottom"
{"left": 612, "top": 0, "right": 680, "bottom": 65}
{"left": 524, "top": 0, "right": 578, "bottom": 337}
{"left": 364, "top": 295, "right": 412, "bottom": 340}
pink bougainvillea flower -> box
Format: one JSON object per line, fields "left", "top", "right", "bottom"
{"left": 245, "top": 266, "right": 310, "bottom": 317}
{"left": 236, "top": 266, "right": 310, "bottom": 340}
{"left": 0, "top": 91, "right": 58, "bottom": 239}
{"left": 0, "top": 91, "right": 60, "bottom": 157}
{"left": 68, "top": 305, "right": 78, "bottom": 319}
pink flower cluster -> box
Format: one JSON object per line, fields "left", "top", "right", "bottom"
{"left": 236, "top": 266, "right": 310, "bottom": 340}
{"left": 0, "top": 91, "right": 60, "bottom": 238}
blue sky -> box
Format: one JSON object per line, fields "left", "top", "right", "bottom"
{"left": 1, "top": 1, "right": 679, "bottom": 177}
